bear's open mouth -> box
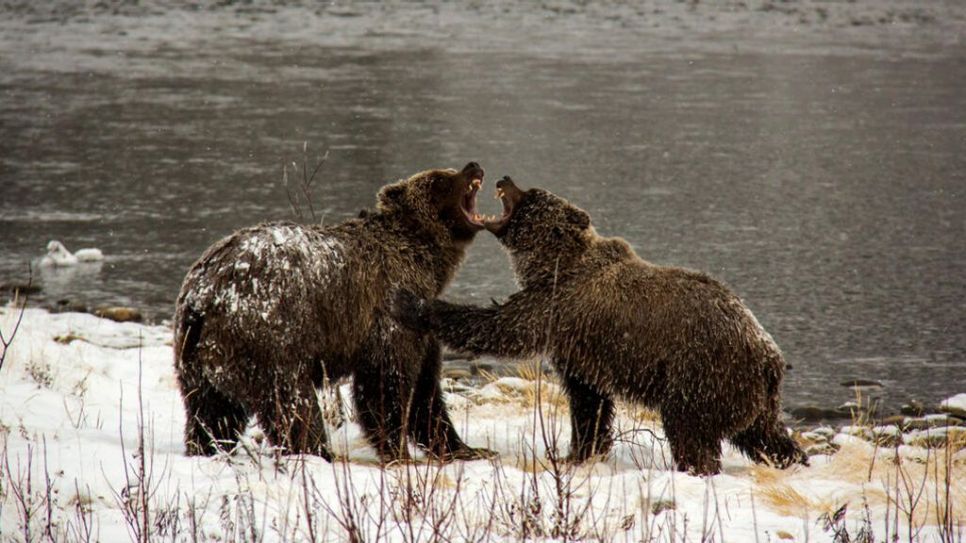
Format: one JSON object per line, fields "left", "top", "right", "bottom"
{"left": 484, "top": 176, "right": 523, "bottom": 234}
{"left": 460, "top": 177, "right": 486, "bottom": 228}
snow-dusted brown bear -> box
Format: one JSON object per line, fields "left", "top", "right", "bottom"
{"left": 394, "top": 176, "right": 807, "bottom": 475}
{"left": 174, "top": 162, "right": 496, "bottom": 463}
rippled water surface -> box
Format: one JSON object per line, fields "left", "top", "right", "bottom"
{"left": 1, "top": 4, "right": 964, "bottom": 412}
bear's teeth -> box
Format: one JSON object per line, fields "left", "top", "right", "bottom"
{"left": 471, "top": 179, "right": 482, "bottom": 189}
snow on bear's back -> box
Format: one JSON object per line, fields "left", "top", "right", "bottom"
{"left": 182, "top": 222, "right": 347, "bottom": 327}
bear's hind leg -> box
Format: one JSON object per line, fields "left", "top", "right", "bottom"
{"left": 408, "top": 342, "right": 496, "bottom": 461}
{"left": 254, "top": 374, "right": 332, "bottom": 460}
{"left": 180, "top": 376, "right": 249, "bottom": 456}
{"left": 729, "top": 414, "right": 808, "bottom": 469}
{"left": 175, "top": 308, "right": 249, "bottom": 456}
{"left": 562, "top": 372, "right": 615, "bottom": 463}
{"left": 661, "top": 409, "right": 723, "bottom": 476}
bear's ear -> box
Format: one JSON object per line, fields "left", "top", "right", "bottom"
{"left": 377, "top": 181, "right": 408, "bottom": 212}
{"left": 565, "top": 207, "right": 591, "bottom": 230}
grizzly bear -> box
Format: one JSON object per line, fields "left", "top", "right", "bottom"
{"left": 173, "top": 162, "right": 496, "bottom": 463}
{"left": 394, "top": 176, "right": 807, "bottom": 475}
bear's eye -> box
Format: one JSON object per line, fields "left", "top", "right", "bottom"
{"left": 430, "top": 175, "right": 450, "bottom": 191}
{"left": 428, "top": 175, "right": 454, "bottom": 206}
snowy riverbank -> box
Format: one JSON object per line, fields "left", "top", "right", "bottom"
{"left": 1, "top": 306, "right": 962, "bottom": 541}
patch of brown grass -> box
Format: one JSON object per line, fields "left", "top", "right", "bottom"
{"left": 820, "top": 441, "right": 877, "bottom": 484}
{"left": 514, "top": 358, "right": 548, "bottom": 382}
{"left": 748, "top": 463, "right": 785, "bottom": 486}
{"left": 756, "top": 482, "right": 815, "bottom": 517}
{"left": 906, "top": 427, "right": 966, "bottom": 451}
{"left": 509, "top": 456, "right": 553, "bottom": 474}
{"left": 53, "top": 333, "right": 84, "bottom": 345}
{"left": 626, "top": 406, "right": 661, "bottom": 424}
{"left": 795, "top": 434, "right": 966, "bottom": 529}
{"left": 524, "top": 384, "right": 568, "bottom": 409}
{"left": 473, "top": 359, "right": 572, "bottom": 409}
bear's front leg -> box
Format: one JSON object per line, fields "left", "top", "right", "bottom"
{"left": 408, "top": 340, "right": 497, "bottom": 461}
{"left": 729, "top": 413, "right": 809, "bottom": 469}
{"left": 660, "top": 407, "right": 723, "bottom": 476}
{"left": 351, "top": 331, "right": 418, "bottom": 463}
{"left": 561, "top": 370, "right": 615, "bottom": 463}
{"left": 391, "top": 289, "right": 545, "bottom": 359}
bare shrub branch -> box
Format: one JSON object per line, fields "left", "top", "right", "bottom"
{"left": 0, "top": 264, "right": 32, "bottom": 373}
{"left": 284, "top": 142, "right": 329, "bottom": 224}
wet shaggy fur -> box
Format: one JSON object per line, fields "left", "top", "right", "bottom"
{"left": 174, "top": 163, "right": 494, "bottom": 462}
{"left": 396, "top": 180, "right": 808, "bottom": 475}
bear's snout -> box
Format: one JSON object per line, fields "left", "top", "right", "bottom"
{"left": 462, "top": 161, "right": 484, "bottom": 180}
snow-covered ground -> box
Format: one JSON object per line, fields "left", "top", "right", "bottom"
{"left": 1, "top": 306, "right": 962, "bottom": 541}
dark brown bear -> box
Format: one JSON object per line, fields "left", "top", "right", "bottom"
{"left": 395, "top": 176, "right": 807, "bottom": 475}
{"left": 173, "top": 162, "right": 496, "bottom": 463}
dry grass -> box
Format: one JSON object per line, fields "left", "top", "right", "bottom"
{"left": 627, "top": 407, "right": 662, "bottom": 424}
{"left": 475, "top": 359, "right": 569, "bottom": 409}
{"left": 748, "top": 463, "right": 787, "bottom": 486}
{"left": 756, "top": 482, "right": 817, "bottom": 517}
{"left": 53, "top": 333, "right": 84, "bottom": 345}
{"left": 907, "top": 427, "right": 966, "bottom": 451}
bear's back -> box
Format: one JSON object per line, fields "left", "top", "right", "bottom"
{"left": 177, "top": 221, "right": 372, "bottom": 349}
{"left": 562, "top": 255, "right": 772, "bottom": 359}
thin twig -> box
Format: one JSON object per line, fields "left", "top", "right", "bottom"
{"left": 283, "top": 142, "right": 329, "bottom": 224}
{"left": 0, "top": 264, "right": 32, "bottom": 372}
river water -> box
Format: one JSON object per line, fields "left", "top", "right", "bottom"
{"left": 1, "top": 2, "right": 964, "bottom": 413}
